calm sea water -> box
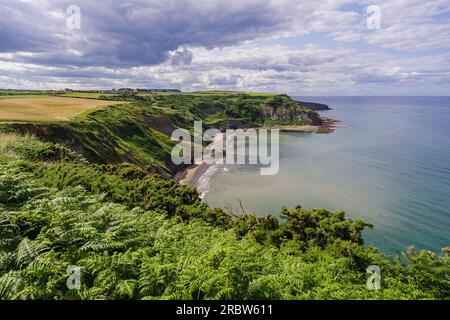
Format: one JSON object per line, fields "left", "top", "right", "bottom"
{"left": 202, "top": 97, "right": 450, "bottom": 254}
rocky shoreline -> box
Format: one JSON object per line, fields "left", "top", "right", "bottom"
{"left": 262, "top": 117, "right": 339, "bottom": 134}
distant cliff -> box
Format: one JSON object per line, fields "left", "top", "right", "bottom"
{"left": 261, "top": 101, "right": 322, "bottom": 125}
{"left": 295, "top": 100, "right": 331, "bottom": 111}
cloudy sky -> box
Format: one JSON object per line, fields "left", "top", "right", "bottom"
{"left": 1, "top": 0, "right": 449, "bottom": 95}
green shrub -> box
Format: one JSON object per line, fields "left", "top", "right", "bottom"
{"left": 0, "top": 161, "right": 448, "bottom": 300}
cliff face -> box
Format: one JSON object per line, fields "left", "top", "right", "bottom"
{"left": 261, "top": 100, "right": 323, "bottom": 125}
{"left": 295, "top": 100, "right": 331, "bottom": 111}
{"left": 261, "top": 104, "right": 322, "bottom": 124}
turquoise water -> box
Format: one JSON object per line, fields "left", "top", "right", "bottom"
{"left": 203, "top": 97, "right": 450, "bottom": 254}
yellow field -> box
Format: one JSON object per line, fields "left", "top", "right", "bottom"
{"left": 0, "top": 96, "right": 122, "bottom": 121}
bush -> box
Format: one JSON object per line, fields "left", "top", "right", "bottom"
{"left": 0, "top": 161, "right": 448, "bottom": 300}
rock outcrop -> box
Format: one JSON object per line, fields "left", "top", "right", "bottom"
{"left": 261, "top": 103, "right": 322, "bottom": 125}
{"left": 295, "top": 100, "right": 331, "bottom": 111}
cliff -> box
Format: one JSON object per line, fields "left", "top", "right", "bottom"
{"left": 295, "top": 100, "right": 331, "bottom": 111}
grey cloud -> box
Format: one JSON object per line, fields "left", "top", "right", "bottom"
{"left": 207, "top": 74, "right": 240, "bottom": 86}
{"left": 170, "top": 46, "right": 194, "bottom": 66}
{"left": 0, "top": 0, "right": 289, "bottom": 68}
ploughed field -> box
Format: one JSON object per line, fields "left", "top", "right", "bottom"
{"left": 0, "top": 96, "right": 122, "bottom": 121}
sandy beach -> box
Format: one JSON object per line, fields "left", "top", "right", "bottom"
{"left": 177, "top": 162, "right": 211, "bottom": 186}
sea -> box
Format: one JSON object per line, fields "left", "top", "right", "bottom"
{"left": 199, "top": 96, "right": 450, "bottom": 254}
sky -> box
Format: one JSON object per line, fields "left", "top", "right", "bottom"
{"left": 0, "top": 0, "right": 450, "bottom": 95}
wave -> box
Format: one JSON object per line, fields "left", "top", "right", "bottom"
{"left": 196, "top": 163, "right": 224, "bottom": 199}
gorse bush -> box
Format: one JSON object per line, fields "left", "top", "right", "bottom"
{"left": 18, "top": 161, "right": 230, "bottom": 228}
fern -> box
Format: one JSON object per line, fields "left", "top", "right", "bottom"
{"left": 0, "top": 160, "right": 448, "bottom": 300}
{"left": 0, "top": 271, "right": 24, "bottom": 299}
{"left": 115, "top": 280, "right": 138, "bottom": 299}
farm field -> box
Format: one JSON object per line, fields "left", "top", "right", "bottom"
{"left": 59, "top": 92, "right": 116, "bottom": 99}
{"left": 0, "top": 96, "right": 123, "bottom": 121}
